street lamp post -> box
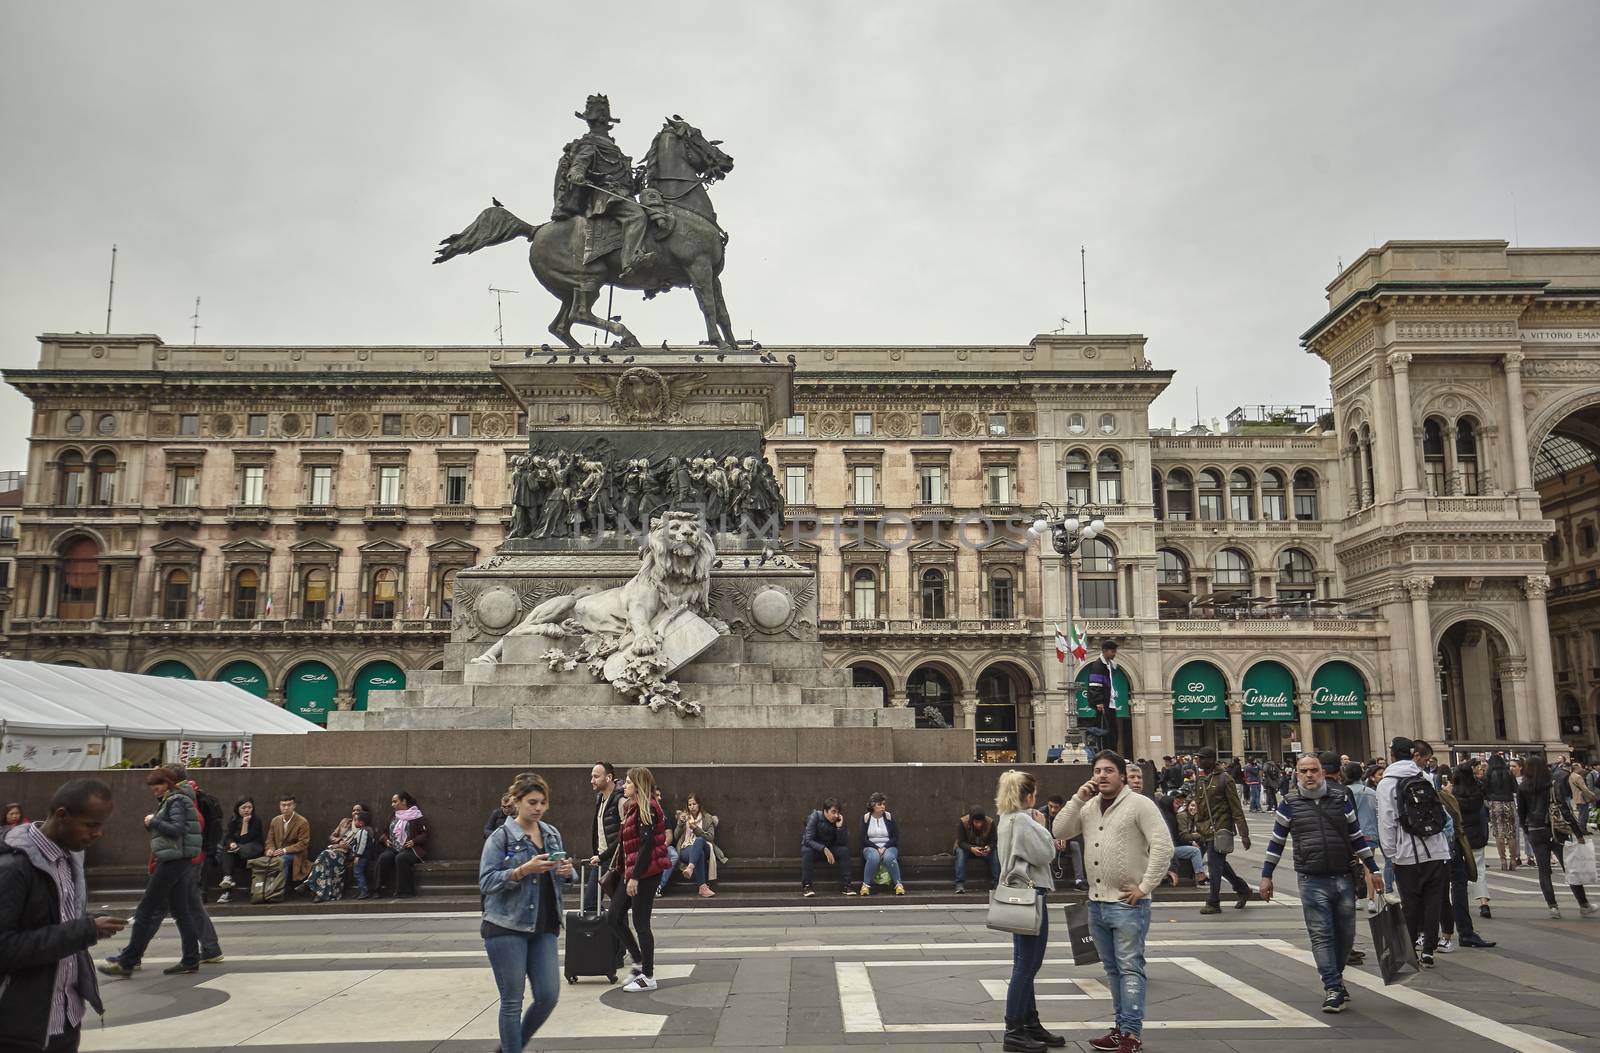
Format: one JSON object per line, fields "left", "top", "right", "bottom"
{"left": 1026, "top": 501, "right": 1108, "bottom": 751}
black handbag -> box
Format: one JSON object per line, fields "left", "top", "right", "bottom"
{"left": 1063, "top": 901, "right": 1100, "bottom": 966}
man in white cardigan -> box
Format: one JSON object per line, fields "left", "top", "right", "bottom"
{"left": 1053, "top": 750, "right": 1172, "bottom": 1053}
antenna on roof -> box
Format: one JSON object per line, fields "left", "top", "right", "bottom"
{"left": 104, "top": 244, "right": 117, "bottom": 334}
{"left": 190, "top": 296, "right": 201, "bottom": 344}
{"left": 1080, "top": 245, "right": 1089, "bottom": 335}
{"left": 1511, "top": 191, "right": 1520, "bottom": 246}
{"left": 488, "top": 285, "right": 519, "bottom": 346}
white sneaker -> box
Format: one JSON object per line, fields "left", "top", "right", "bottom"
{"left": 622, "top": 974, "right": 658, "bottom": 992}
{"left": 1580, "top": 903, "right": 1598, "bottom": 917}
{"left": 218, "top": 878, "right": 235, "bottom": 890}
{"left": 1436, "top": 937, "right": 1455, "bottom": 953}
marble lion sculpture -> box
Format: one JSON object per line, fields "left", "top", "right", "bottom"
{"left": 472, "top": 511, "right": 724, "bottom": 666}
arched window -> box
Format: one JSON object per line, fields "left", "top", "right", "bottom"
{"left": 1064, "top": 450, "right": 1091, "bottom": 505}
{"left": 232, "top": 567, "right": 259, "bottom": 619}
{"left": 1229, "top": 468, "right": 1254, "bottom": 520}
{"left": 161, "top": 568, "right": 191, "bottom": 620}
{"left": 1277, "top": 549, "right": 1315, "bottom": 601}
{"left": 1099, "top": 413, "right": 1117, "bottom": 435}
{"left": 300, "top": 567, "right": 330, "bottom": 620}
{"left": 1096, "top": 449, "right": 1123, "bottom": 504}
{"left": 90, "top": 451, "right": 117, "bottom": 506}
{"left": 1212, "top": 548, "right": 1251, "bottom": 589}
{"left": 1156, "top": 549, "right": 1189, "bottom": 587}
{"left": 920, "top": 567, "right": 947, "bottom": 620}
{"left": 1197, "top": 469, "right": 1223, "bottom": 520}
{"left": 1360, "top": 423, "right": 1375, "bottom": 503}
{"left": 1165, "top": 469, "right": 1193, "bottom": 521}
{"left": 1347, "top": 429, "right": 1364, "bottom": 506}
{"left": 1293, "top": 468, "right": 1319, "bottom": 520}
{"left": 988, "top": 567, "right": 1015, "bottom": 620}
{"left": 1079, "top": 537, "right": 1118, "bottom": 616}
{"left": 1261, "top": 469, "right": 1286, "bottom": 521}
{"left": 58, "top": 537, "right": 100, "bottom": 619}
{"left": 907, "top": 666, "right": 955, "bottom": 729}
{"left": 851, "top": 567, "right": 878, "bottom": 620}
{"left": 1423, "top": 417, "right": 1447, "bottom": 495}
{"left": 1151, "top": 470, "right": 1164, "bottom": 520}
{"left": 369, "top": 567, "right": 399, "bottom": 620}
{"left": 57, "top": 451, "right": 86, "bottom": 506}
{"left": 1455, "top": 417, "right": 1480, "bottom": 496}
{"left": 439, "top": 568, "right": 458, "bottom": 619}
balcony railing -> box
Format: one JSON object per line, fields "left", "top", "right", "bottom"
{"left": 819, "top": 617, "right": 1037, "bottom": 636}
{"left": 365, "top": 504, "right": 407, "bottom": 525}
{"left": 295, "top": 504, "right": 338, "bottom": 523}
{"left": 156, "top": 505, "right": 201, "bottom": 527}
{"left": 134, "top": 617, "right": 451, "bottom": 634}
{"left": 1160, "top": 617, "right": 1380, "bottom": 634}
{"left": 226, "top": 504, "right": 271, "bottom": 525}
{"left": 1550, "top": 579, "right": 1600, "bottom": 602}
{"left": 430, "top": 503, "right": 476, "bottom": 523}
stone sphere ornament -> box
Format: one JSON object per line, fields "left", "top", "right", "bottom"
{"left": 474, "top": 585, "right": 522, "bottom": 631}
{"left": 750, "top": 585, "right": 794, "bottom": 631}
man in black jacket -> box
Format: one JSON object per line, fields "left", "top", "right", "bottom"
{"left": 0, "top": 778, "right": 124, "bottom": 1052}
{"left": 587, "top": 762, "right": 624, "bottom": 907}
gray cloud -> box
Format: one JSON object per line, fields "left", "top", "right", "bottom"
{"left": 3, "top": 1, "right": 1598, "bottom": 463}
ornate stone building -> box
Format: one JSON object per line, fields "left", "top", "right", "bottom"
{"left": 5, "top": 240, "right": 1596, "bottom": 761}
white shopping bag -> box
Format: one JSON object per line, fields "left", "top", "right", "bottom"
{"left": 1564, "top": 838, "right": 1597, "bottom": 886}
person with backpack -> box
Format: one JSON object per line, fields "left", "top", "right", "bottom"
{"left": 1376, "top": 737, "right": 1451, "bottom": 967}
{"left": 97, "top": 768, "right": 208, "bottom": 978}
{"left": 1193, "top": 747, "right": 1252, "bottom": 914}
{"left": 1516, "top": 753, "right": 1595, "bottom": 919}
{"left": 174, "top": 772, "right": 224, "bottom": 965}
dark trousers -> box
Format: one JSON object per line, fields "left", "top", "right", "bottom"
{"left": 1393, "top": 859, "right": 1447, "bottom": 953}
{"left": 800, "top": 846, "right": 850, "bottom": 889}
{"left": 1442, "top": 855, "right": 1478, "bottom": 939}
{"left": 217, "top": 842, "right": 263, "bottom": 884}
{"left": 376, "top": 847, "right": 422, "bottom": 896}
{"left": 607, "top": 879, "right": 657, "bottom": 975}
{"left": 1529, "top": 833, "right": 1591, "bottom": 908}
{"left": 184, "top": 862, "right": 221, "bottom": 959}
{"left": 39, "top": 1024, "right": 80, "bottom": 1052}
{"left": 116, "top": 858, "right": 202, "bottom": 967}
{"left": 1204, "top": 842, "right": 1250, "bottom": 906}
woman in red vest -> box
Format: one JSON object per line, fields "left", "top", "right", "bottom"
{"left": 610, "top": 766, "right": 671, "bottom": 992}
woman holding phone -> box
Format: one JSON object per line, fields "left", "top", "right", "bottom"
{"left": 479, "top": 772, "right": 575, "bottom": 1053}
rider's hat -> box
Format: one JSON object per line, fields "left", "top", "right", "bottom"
{"left": 576, "top": 94, "right": 620, "bottom": 125}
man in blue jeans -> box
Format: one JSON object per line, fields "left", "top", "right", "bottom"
{"left": 1258, "top": 753, "right": 1384, "bottom": 1013}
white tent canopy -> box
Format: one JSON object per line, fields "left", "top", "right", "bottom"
{"left": 0, "top": 659, "right": 319, "bottom": 770}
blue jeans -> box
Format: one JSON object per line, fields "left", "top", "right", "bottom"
{"left": 954, "top": 846, "right": 999, "bottom": 886}
{"left": 1087, "top": 900, "right": 1151, "bottom": 1036}
{"left": 280, "top": 852, "right": 298, "bottom": 889}
{"left": 661, "top": 840, "right": 709, "bottom": 893}
{"left": 483, "top": 930, "right": 560, "bottom": 1052}
{"left": 1169, "top": 844, "right": 1204, "bottom": 877}
{"left": 1006, "top": 891, "right": 1049, "bottom": 1022}
{"left": 1298, "top": 873, "right": 1356, "bottom": 991}
{"left": 658, "top": 845, "right": 680, "bottom": 893}
{"left": 1248, "top": 784, "right": 1262, "bottom": 811}
{"left": 863, "top": 845, "right": 902, "bottom": 887}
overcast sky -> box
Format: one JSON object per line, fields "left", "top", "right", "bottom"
{"left": 3, "top": 2, "right": 1599, "bottom": 466}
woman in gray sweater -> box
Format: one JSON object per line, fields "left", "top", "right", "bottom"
{"left": 995, "top": 770, "right": 1063, "bottom": 1052}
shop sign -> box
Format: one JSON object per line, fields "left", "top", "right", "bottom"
{"left": 1310, "top": 661, "right": 1366, "bottom": 720}
{"left": 1242, "top": 661, "right": 1296, "bottom": 721}
{"left": 1171, "top": 661, "right": 1225, "bottom": 720}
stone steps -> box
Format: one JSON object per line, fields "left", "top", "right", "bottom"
{"left": 362, "top": 704, "right": 849, "bottom": 730}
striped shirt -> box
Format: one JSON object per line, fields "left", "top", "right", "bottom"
{"left": 23, "top": 822, "right": 85, "bottom": 1036}
{"left": 1260, "top": 787, "right": 1378, "bottom": 880}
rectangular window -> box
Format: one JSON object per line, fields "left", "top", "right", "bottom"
{"left": 988, "top": 413, "right": 1008, "bottom": 436}
{"left": 314, "top": 414, "right": 335, "bottom": 437}
{"left": 1198, "top": 494, "right": 1223, "bottom": 520}
{"left": 852, "top": 466, "right": 875, "bottom": 505}
{"left": 1080, "top": 578, "right": 1118, "bottom": 618}
{"left": 382, "top": 413, "right": 402, "bottom": 436}
{"left": 853, "top": 413, "right": 873, "bottom": 436}
{"left": 240, "top": 466, "right": 266, "bottom": 506}
{"left": 784, "top": 465, "right": 808, "bottom": 505}
{"left": 61, "top": 470, "right": 84, "bottom": 507}
{"left": 784, "top": 414, "right": 805, "bottom": 436}
{"left": 1229, "top": 494, "right": 1253, "bottom": 520}
{"left": 921, "top": 413, "right": 942, "bottom": 436}
{"left": 0, "top": 562, "right": 10, "bottom": 589}
{"left": 515, "top": 412, "right": 527, "bottom": 437}
{"left": 917, "top": 465, "right": 945, "bottom": 505}
{"left": 377, "top": 466, "right": 403, "bottom": 505}
{"left": 0, "top": 514, "right": 14, "bottom": 539}
{"left": 308, "top": 466, "right": 333, "bottom": 506}
{"left": 1262, "top": 494, "right": 1286, "bottom": 521}
{"left": 985, "top": 465, "right": 1013, "bottom": 505}
{"left": 179, "top": 414, "right": 199, "bottom": 437}
{"left": 94, "top": 469, "right": 116, "bottom": 506}
{"left": 171, "top": 465, "right": 198, "bottom": 506}
{"left": 444, "top": 465, "right": 469, "bottom": 505}
{"left": 247, "top": 414, "right": 268, "bottom": 437}
{"left": 450, "top": 414, "right": 471, "bottom": 437}
{"left": 1294, "top": 493, "right": 1317, "bottom": 521}
{"left": 1097, "top": 474, "right": 1123, "bottom": 505}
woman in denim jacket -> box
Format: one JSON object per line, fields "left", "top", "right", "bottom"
{"left": 479, "top": 772, "right": 575, "bottom": 1053}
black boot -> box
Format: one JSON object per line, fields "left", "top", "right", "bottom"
{"left": 1024, "top": 1010, "right": 1067, "bottom": 1048}
{"left": 1003, "top": 1019, "right": 1046, "bottom": 1052}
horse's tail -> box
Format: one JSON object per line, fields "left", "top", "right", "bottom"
{"left": 433, "top": 204, "right": 540, "bottom": 264}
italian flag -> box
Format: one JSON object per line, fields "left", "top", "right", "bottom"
{"left": 1054, "top": 623, "right": 1087, "bottom": 664}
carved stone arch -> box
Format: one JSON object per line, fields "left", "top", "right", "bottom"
{"left": 49, "top": 525, "right": 112, "bottom": 553}
{"left": 278, "top": 649, "right": 352, "bottom": 691}
{"left": 1161, "top": 652, "right": 1230, "bottom": 694}
{"left": 1528, "top": 386, "right": 1600, "bottom": 464}
{"left": 1058, "top": 444, "right": 1095, "bottom": 466}
{"left": 1307, "top": 655, "right": 1379, "bottom": 697}
{"left": 904, "top": 656, "right": 967, "bottom": 697}
{"left": 1429, "top": 606, "right": 1524, "bottom": 659}
{"left": 974, "top": 656, "right": 1044, "bottom": 695}
{"left": 137, "top": 650, "right": 204, "bottom": 677}
{"left": 1237, "top": 649, "right": 1310, "bottom": 693}
{"left": 204, "top": 649, "right": 276, "bottom": 680}
{"left": 838, "top": 655, "right": 900, "bottom": 695}
{"left": 43, "top": 651, "right": 98, "bottom": 669}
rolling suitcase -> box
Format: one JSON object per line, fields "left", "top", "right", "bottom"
{"left": 564, "top": 865, "right": 624, "bottom": 984}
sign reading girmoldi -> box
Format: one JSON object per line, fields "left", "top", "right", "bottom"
{"left": 1242, "top": 661, "right": 1296, "bottom": 721}
{"left": 1171, "top": 660, "right": 1225, "bottom": 720}
{"left": 1311, "top": 661, "right": 1366, "bottom": 720}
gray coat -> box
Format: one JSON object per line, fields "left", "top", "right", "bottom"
{"left": 996, "top": 809, "right": 1057, "bottom": 891}
{"left": 149, "top": 784, "right": 203, "bottom": 863}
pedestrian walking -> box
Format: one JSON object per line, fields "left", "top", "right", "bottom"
{"left": 1192, "top": 747, "right": 1252, "bottom": 914}
{"left": 1243, "top": 759, "right": 1263, "bottom": 812}
{"left": 1377, "top": 737, "right": 1451, "bottom": 967}
{"left": 609, "top": 766, "right": 670, "bottom": 992}
{"left": 1570, "top": 761, "right": 1597, "bottom": 833}
{"left": 1516, "top": 753, "right": 1595, "bottom": 919}
{"left": 993, "top": 769, "right": 1061, "bottom": 1052}
{"left": 1258, "top": 753, "right": 1383, "bottom": 1012}
{"left": 479, "top": 771, "right": 574, "bottom": 1053}
{"left": 0, "top": 778, "right": 124, "bottom": 1053}
{"left": 1437, "top": 777, "right": 1494, "bottom": 949}
{"left": 97, "top": 768, "right": 206, "bottom": 978}
{"left": 1484, "top": 753, "right": 1518, "bottom": 870}
{"left": 169, "top": 769, "right": 223, "bottom": 967}
{"left": 1054, "top": 750, "right": 1172, "bottom": 1053}
{"left": 586, "top": 762, "right": 623, "bottom": 907}
{"left": 1450, "top": 761, "right": 1494, "bottom": 921}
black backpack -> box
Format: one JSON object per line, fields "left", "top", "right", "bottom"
{"left": 1395, "top": 774, "right": 1447, "bottom": 838}
{"left": 195, "top": 789, "right": 225, "bottom": 853}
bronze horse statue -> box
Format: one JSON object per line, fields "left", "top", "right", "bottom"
{"left": 434, "top": 118, "right": 736, "bottom": 351}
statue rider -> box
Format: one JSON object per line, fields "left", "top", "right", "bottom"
{"left": 553, "top": 94, "right": 654, "bottom": 277}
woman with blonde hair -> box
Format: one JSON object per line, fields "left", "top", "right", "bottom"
{"left": 479, "top": 771, "right": 574, "bottom": 1053}
{"left": 610, "top": 765, "right": 671, "bottom": 992}
{"left": 994, "top": 770, "right": 1062, "bottom": 1052}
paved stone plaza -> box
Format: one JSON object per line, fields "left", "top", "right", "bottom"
{"left": 77, "top": 816, "right": 1600, "bottom": 1052}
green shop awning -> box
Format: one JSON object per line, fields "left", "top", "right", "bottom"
{"left": 285, "top": 660, "right": 338, "bottom": 724}
{"left": 214, "top": 660, "right": 269, "bottom": 699}
{"left": 1172, "top": 660, "right": 1226, "bottom": 720}
{"left": 1075, "top": 664, "right": 1130, "bottom": 718}
{"left": 1242, "top": 661, "right": 1296, "bottom": 721}
{"left": 354, "top": 660, "right": 407, "bottom": 711}
{"left": 146, "top": 659, "right": 195, "bottom": 680}
{"left": 1311, "top": 661, "right": 1367, "bottom": 720}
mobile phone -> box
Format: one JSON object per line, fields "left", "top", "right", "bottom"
{"left": 548, "top": 850, "right": 567, "bottom": 862}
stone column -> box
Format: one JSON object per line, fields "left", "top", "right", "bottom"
{"left": 1405, "top": 576, "right": 1443, "bottom": 741}
{"left": 267, "top": 689, "right": 285, "bottom": 709}
{"left": 1297, "top": 699, "right": 1315, "bottom": 755}
{"left": 1523, "top": 575, "right": 1563, "bottom": 746}
{"left": 889, "top": 691, "right": 910, "bottom": 710}
{"left": 1039, "top": 689, "right": 1070, "bottom": 761}
{"left": 1227, "top": 700, "right": 1245, "bottom": 759}
{"left": 1131, "top": 698, "right": 1150, "bottom": 760}
{"left": 1028, "top": 701, "right": 1045, "bottom": 763}
{"left": 335, "top": 690, "right": 355, "bottom": 712}
{"left": 1389, "top": 353, "right": 1419, "bottom": 494}
{"left": 958, "top": 692, "right": 979, "bottom": 731}
{"left": 1502, "top": 352, "right": 1533, "bottom": 493}
{"left": 1367, "top": 699, "right": 1388, "bottom": 760}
